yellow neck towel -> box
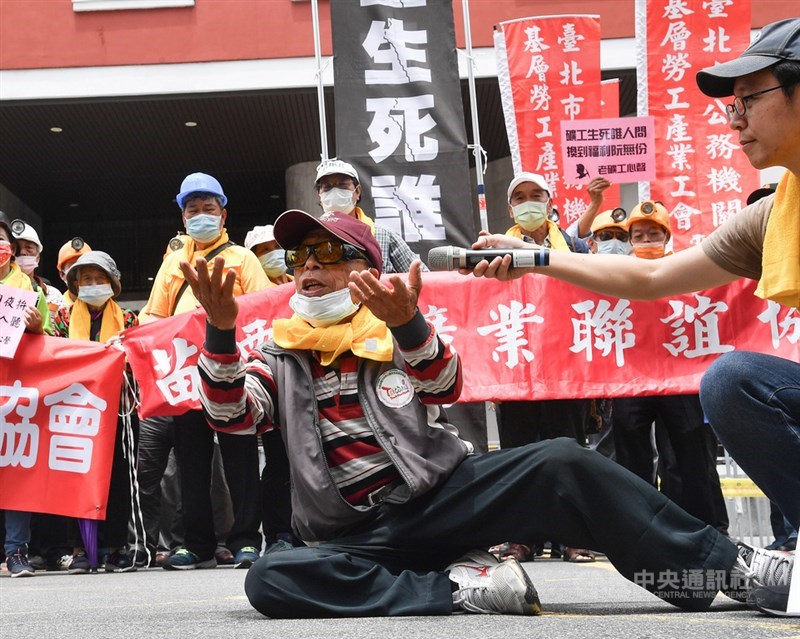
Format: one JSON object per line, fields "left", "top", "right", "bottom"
{"left": 755, "top": 171, "right": 800, "bottom": 308}
{"left": 68, "top": 299, "right": 125, "bottom": 343}
{"left": 505, "top": 220, "right": 570, "bottom": 251}
{"left": 1, "top": 263, "right": 34, "bottom": 291}
{"left": 273, "top": 305, "right": 393, "bottom": 366}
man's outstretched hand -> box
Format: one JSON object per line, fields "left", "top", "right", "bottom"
{"left": 179, "top": 256, "right": 239, "bottom": 330}
{"left": 348, "top": 260, "right": 422, "bottom": 327}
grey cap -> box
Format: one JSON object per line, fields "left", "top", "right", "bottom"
{"left": 66, "top": 250, "right": 122, "bottom": 297}
{"left": 697, "top": 19, "right": 800, "bottom": 97}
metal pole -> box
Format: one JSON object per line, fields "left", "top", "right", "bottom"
{"left": 311, "top": 0, "right": 329, "bottom": 161}
{"left": 462, "top": 0, "right": 488, "bottom": 232}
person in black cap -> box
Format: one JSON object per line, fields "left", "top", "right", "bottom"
{"left": 471, "top": 17, "right": 800, "bottom": 616}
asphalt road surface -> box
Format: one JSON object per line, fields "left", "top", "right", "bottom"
{"left": 2, "top": 555, "right": 798, "bottom": 639}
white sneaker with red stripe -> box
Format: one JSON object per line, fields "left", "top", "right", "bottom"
{"left": 447, "top": 549, "right": 541, "bottom": 615}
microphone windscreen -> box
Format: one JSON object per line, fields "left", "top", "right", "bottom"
{"left": 427, "top": 247, "right": 452, "bottom": 271}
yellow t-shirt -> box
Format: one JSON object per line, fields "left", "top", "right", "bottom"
{"left": 144, "top": 230, "right": 272, "bottom": 318}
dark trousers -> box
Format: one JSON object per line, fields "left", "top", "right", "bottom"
{"left": 173, "top": 410, "right": 261, "bottom": 557}
{"left": 612, "top": 395, "right": 724, "bottom": 530}
{"left": 498, "top": 399, "right": 590, "bottom": 447}
{"left": 102, "top": 412, "right": 138, "bottom": 548}
{"left": 260, "top": 429, "right": 294, "bottom": 545}
{"left": 244, "top": 439, "right": 737, "bottom": 618}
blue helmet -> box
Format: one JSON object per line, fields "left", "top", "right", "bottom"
{"left": 176, "top": 172, "right": 228, "bottom": 209}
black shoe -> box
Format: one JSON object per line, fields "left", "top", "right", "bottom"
{"left": 105, "top": 550, "right": 136, "bottom": 573}
{"left": 747, "top": 584, "right": 793, "bottom": 616}
{"left": 130, "top": 549, "right": 150, "bottom": 568}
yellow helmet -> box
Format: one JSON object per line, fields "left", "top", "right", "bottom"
{"left": 626, "top": 201, "right": 671, "bottom": 237}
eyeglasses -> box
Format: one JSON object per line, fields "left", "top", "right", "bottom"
{"left": 725, "top": 85, "right": 787, "bottom": 121}
{"left": 595, "top": 230, "right": 629, "bottom": 242}
{"left": 285, "top": 240, "right": 369, "bottom": 269}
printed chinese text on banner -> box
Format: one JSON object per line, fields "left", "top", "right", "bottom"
{"left": 495, "top": 15, "right": 602, "bottom": 229}
{"left": 637, "top": 0, "right": 758, "bottom": 250}
{"left": 330, "top": 0, "right": 475, "bottom": 260}
{"left": 600, "top": 78, "right": 622, "bottom": 209}
{"left": 123, "top": 276, "right": 800, "bottom": 419}
{"left": 0, "top": 335, "right": 124, "bottom": 519}
{"left": 561, "top": 116, "right": 656, "bottom": 185}
{"left": 0, "top": 283, "right": 38, "bottom": 359}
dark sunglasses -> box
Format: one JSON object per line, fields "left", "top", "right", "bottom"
{"left": 285, "top": 240, "right": 370, "bottom": 269}
{"left": 595, "top": 230, "right": 630, "bottom": 242}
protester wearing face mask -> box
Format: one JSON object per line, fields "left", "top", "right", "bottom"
{"left": 490, "top": 173, "right": 596, "bottom": 565}
{"left": 140, "top": 172, "right": 269, "bottom": 571}
{"left": 55, "top": 250, "right": 136, "bottom": 341}
{"left": 142, "top": 172, "right": 272, "bottom": 323}
{"left": 626, "top": 201, "right": 673, "bottom": 260}
{"left": 13, "top": 221, "right": 66, "bottom": 323}
{"left": 0, "top": 218, "right": 50, "bottom": 335}
{"left": 589, "top": 209, "right": 633, "bottom": 256}
{"left": 0, "top": 216, "right": 49, "bottom": 579}
{"left": 314, "top": 160, "right": 428, "bottom": 274}
{"left": 245, "top": 224, "right": 293, "bottom": 285}
{"left": 607, "top": 200, "right": 728, "bottom": 538}
{"left": 315, "top": 161, "right": 487, "bottom": 495}
{"left": 50, "top": 250, "right": 139, "bottom": 574}
{"left": 56, "top": 237, "right": 92, "bottom": 306}
{"left": 505, "top": 172, "right": 590, "bottom": 253}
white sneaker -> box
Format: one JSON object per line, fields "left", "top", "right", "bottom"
{"left": 448, "top": 549, "right": 541, "bottom": 615}
{"left": 730, "top": 542, "right": 793, "bottom": 599}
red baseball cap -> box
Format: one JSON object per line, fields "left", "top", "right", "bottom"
{"left": 273, "top": 209, "right": 383, "bottom": 275}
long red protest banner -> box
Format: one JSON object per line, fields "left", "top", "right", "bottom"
{"left": 641, "top": 0, "right": 758, "bottom": 250}
{"left": 0, "top": 334, "right": 124, "bottom": 519}
{"left": 123, "top": 274, "right": 800, "bottom": 419}
{"left": 495, "top": 15, "right": 602, "bottom": 228}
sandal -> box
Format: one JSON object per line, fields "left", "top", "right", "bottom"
{"left": 562, "top": 546, "right": 596, "bottom": 563}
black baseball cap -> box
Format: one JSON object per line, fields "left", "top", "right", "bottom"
{"left": 696, "top": 18, "right": 800, "bottom": 97}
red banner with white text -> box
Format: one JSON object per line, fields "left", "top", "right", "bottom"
{"left": 600, "top": 78, "right": 622, "bottom": 210}
{"left": 0, "top": 335, "right": 124, "bottom": 519}
{"left": 495, "top": 15, "right": 603, "bottom": 228}
{"left": 641, "top": 0, "right": 758, "bottom": 249}
{"left": 123, "top": 275, "right": 800, "bottom": 419}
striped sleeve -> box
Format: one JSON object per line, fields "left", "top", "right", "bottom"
{"left": 391, "top": 310, "right": 462, "bottom": 404}
{"left": 198, "top": 323, "right": 277, "bottom": 435}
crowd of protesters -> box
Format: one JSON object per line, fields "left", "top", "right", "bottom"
{"left": 2, "top": 17, "right": 798, "bottom": 619}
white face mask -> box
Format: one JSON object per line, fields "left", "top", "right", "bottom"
{"left": 320, "top": 188, "right": 356, "bottom": 215}
{"left": 15, "top": 255, "right": 39, "bottom": 275}
{"left": 258, "top": 249, "right": 287, "bottom": 278}
{"left": 511, "top": 201, "right": 548, "bottom": 231}
{"left": 289, "top": 288, "right": 360, "bottom": 328}
{"left": 595, "top": 239, "right": 633, "bottom": 256}
{"left": 78, "top": 283, "right": 114, "bottom": 307}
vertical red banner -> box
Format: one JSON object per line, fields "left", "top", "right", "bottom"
{"left": 600, "top": 78, "right": 622, "bottom": 210}
{"left": 496, "top": 15, "right": 602, "bottom": 228}
{"left": 643, "top": 0, "right": 758, "bottom": 250}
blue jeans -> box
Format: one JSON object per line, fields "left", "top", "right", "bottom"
{"left": 4, "top": 510, "right": 32, "bottom": 556}
{"left": 700, "top": 351, "right": 800, "bottom": 529}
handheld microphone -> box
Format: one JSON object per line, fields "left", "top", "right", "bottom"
{"left": 427, "top": 246, "right": 550, "bottom": 271}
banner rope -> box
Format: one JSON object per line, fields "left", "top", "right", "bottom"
{"left": 120, "top": 372, "right": 149, "bottom": 568}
